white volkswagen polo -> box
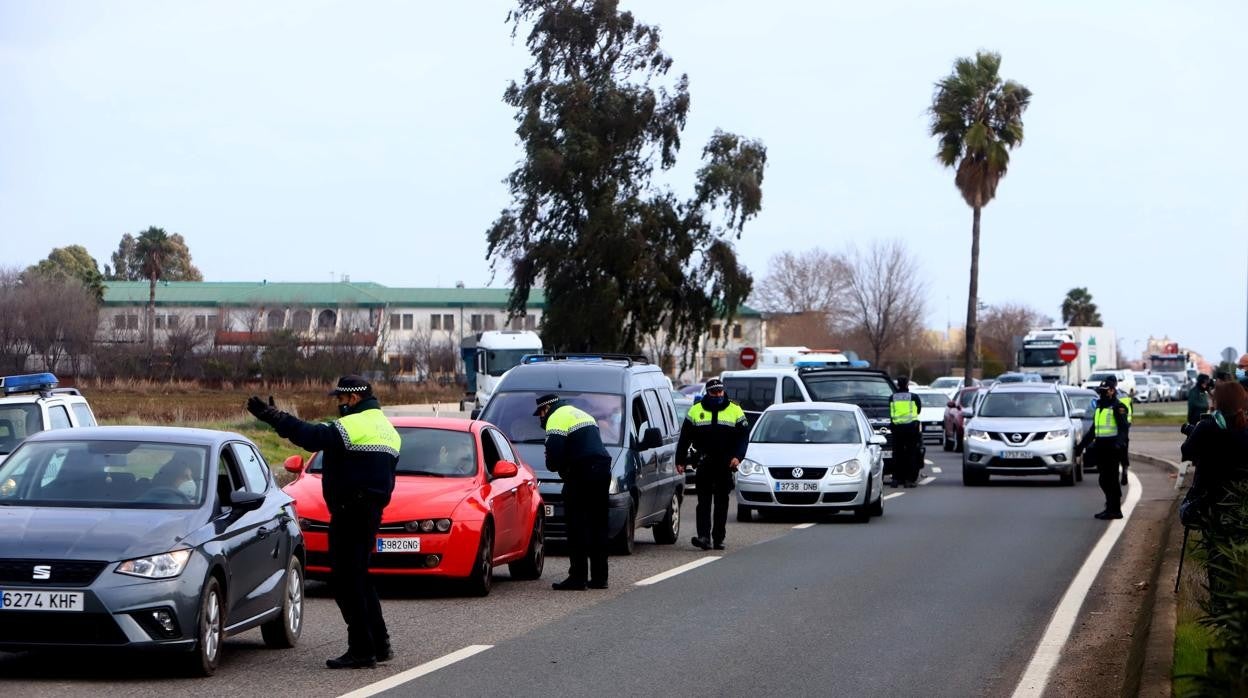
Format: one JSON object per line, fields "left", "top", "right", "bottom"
{"left": 734, "top": 402, "right": 886, "bottom": 523}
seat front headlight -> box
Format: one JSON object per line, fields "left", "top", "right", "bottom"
{"left": 737, "top": 458, "right": 765, "bottom": 476}
{"left": 1044, "top": 429, "right": 1070, "bottom": 441}
{"left": 967, "top": 428, "right": 991, "bottom": 442}
{"left": 115, "top": 549, "right": 192, "bottom": 579}
{"left": 829, "top": 459, "right": 863, "bottom": 477}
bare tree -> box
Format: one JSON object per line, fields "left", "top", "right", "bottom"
{"left": 0, "top": 268, "right": 30, "bottom": 373}
{"left": 751, "top": 248, "right": 851, "bottom": 330}
{"left": 765, "top": 311, "right": 841, "bottom": 349}
{"left": 978, "top": 302, "right": 1042, "bottom": 370}
{"left": 17, "top": 276, "right": 99, "bottom": 374}
{"left": 842, "top": 239, "right": 927, "bottom": 366}
{"left": 163, "top": 321, "right": 213, "bottom": 380}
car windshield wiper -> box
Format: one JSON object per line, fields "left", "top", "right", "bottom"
{"left": 511, "top": 438, "right": 547, "bottom": 444}
{"left": 401, "top": 470, "right": 448, "bottom": 477}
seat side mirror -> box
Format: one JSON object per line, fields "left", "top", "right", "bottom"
{"left": 638, "top": 427, "right": 663, "bottom": 450}
{"left": 283, "top": 455, "right": 304, "bottom": 474}
{"left": 492, "top": 459, "right": 519, "bottom": 478}
{"left": 228, "top": 490, "right": 265, "bottom": 513}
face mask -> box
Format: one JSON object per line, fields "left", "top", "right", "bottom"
{"left": 338, "top": 402, "right": 351, "bottom": 416}
{"left": 178, "top": 479, "right": 197, "bottom": 499}
{"left": 703, "top": 395, "right": 727, "bottom": 409}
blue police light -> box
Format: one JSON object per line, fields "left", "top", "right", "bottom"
{"left": 795, "top": 360, "right": 849, "bottom": 368}
{"left": 0, "top": 372, "right": 59, "bottom": 396}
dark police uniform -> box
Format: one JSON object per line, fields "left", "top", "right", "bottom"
{"left": 537, "top": 395, "right": 612, "bottom": 589}
{"left": 1075, "top": 387, "right": 1131, "bottom": 519}
{"left": 250, "top": 376, "right": 400, "bottom": 667}
{"left": 889, "top": 385, "right": 923, "bottom": 487}
{"left": 676, "top": 384, "right": 749, "bottom": 550}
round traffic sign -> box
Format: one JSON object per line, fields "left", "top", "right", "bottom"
{"left": 739, "top": 347, "right": 757, "bottom": 368}
{"left": 1058, "top": 342, "right": 1079, "bottom": 364}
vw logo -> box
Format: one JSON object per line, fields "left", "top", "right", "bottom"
{"left": 791, "top": 467, "right": 804, "bottom": 479}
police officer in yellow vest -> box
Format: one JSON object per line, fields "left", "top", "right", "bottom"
{"left": 889, "top": 377, "right": 924, "bottom": 488}
{"left": 1074, "top": 381, "right": 1131, "bottom": 520}
{"left": 534, "top": 393, "right": 612, "bottom": 590}
{"left": 676, "top": 378, "right": 749, "bottom": 551}
{"left": 1102, "top": 375, "right": 1133, "bottom": 487}
{"left": 248, "top": 375, "right": 401, "bottom": 669}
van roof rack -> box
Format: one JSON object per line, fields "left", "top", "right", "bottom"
{"left": 521, "top": 353, "right": 649, "bottom": 367}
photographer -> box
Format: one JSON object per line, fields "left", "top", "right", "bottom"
{"left": 1186, "top": 373, "right": 1212, "bottom": 426}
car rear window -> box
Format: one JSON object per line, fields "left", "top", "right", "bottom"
{"left": 722, "top": 377, "right": 776, "bottom": 413}
{"left": 799, "top": 375, "right": 893, "bottom": 403}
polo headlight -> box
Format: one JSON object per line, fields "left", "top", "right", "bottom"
{"left": 1044, "top": 429, "right": 1070, "bottom": 441}
{"left": 737, "top": 458, "right": 765, "bottom": 476}
{"left": 967, "top": 428, "right": 991, "bottom": 442}
{"left": 828, "top": 459, "right": 862, "bottom": 477}
{"left": 115, "top": 549, "right": 192, "bottom": 579}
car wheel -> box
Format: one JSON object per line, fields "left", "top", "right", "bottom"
{"left": 1060, "top": 468, "right": 1076, "bottom": 486}
{"left": 261, "top": 557, "right": 304, "bottom": 649}
{"left": 962, "top": 464, "right": 988, "bottom": 486}
{"left": 1074, "top": 460, "right": 1084, "bottom": 482}
{"left": 508, "top": 515, "right": 544, "bottom": 580}
{"left": 610, "top": 500, "right": 636, "bottom": 556}
{"left": 942, "top": 430, "right": 954, "bottom": 451}
{"left": 736, "top": 502, "right": 752, "bottom": 522}
{"left": 869, "top": 480, "right": 884, "bottom": 517}
{"left": 184, "top": 576, "right": 224, "bottom": 676}
{"left": 652, "top": 493, "right": 681, "bottom": 544}
{"left": 463, "top": 523, "right": 494, "bottom": 597}
{"left": 852, "top": 479, "right": 873, "bottom": 523}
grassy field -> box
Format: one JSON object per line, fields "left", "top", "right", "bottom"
{"left": 1173, "top": 532, "right": 1214, "bottom": 696}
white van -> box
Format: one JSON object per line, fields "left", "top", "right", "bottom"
{"left": 1080, "top": 369, "right": 1137, "bottom": 397}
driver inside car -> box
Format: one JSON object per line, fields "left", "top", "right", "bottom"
{"left": 152, "top": 454, "right": 199, "bottom": 501}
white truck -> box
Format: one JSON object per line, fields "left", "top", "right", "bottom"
{"left": 1017, "top": 326, "right": 1117, "bottom": 386}
{"left": 460, "top": 330, "right": 543, "bottom": 410}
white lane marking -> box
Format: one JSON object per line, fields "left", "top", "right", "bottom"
{"left": 924, "top": 458, "right": 934, "bottom": 465}
{"left": 931, "top": 467, "right": 943, "bottom": 474}
{"left": 635, "top": 556, "right": 721, "bottom": 586}
{"left": 883, "top": 492, "right": 905, "bottom": 500}
{"left": 918, "top": 476, "right": 936, "bottom": 486}
{"left": 339, "top": 644, "right": 493, "bottom": 698}
{"left": 1010, "top": 470, "right": 1143, "bottom": 698}
{"left": 792, "top": 523, "right": 816, "bottom": 530}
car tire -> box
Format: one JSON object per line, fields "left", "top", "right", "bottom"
{"left": 736, "top": 503, "right": 752, "bottom": 523}
{"left": 852, "top": 479, "right": 873, "bottom": 523}
{"left": 1060, "top": 468, "right": 1076, "bottom": 486}
{"left": 962, "top": 465, "right": 987, "bottom": 486}
{"left": 1074, "top": 460, "right": 1084, "bottom": 482}
{"left": 184, "top": 576, "right": 225, "bottom": 676}
{"left": 942, "top": 431, "right": 954, "bottom": 451}
{"left": 261, "top": 557, "right": 304, "bottom": 649}
{"left": 869, "top": 482, "right": 884, "bottom": 517}
{"left": 610, "top": 500, "right": 636, "bottom": 556}
{"left": 652, "top": 493, "right": 680, "bottom": 544}
{"left": 508, "top": 516, "right": 544, "bottom": 580}
{"left": 463, "top": 523, "right": 494, "bottom": 597}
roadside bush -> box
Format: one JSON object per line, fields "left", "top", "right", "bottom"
{"left": 1188, "top": 481, "right": 1248, "bottom": 696}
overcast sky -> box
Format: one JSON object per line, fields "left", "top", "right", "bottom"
{"left": 2, "top": 0, "right": 1245, "bottom": 362}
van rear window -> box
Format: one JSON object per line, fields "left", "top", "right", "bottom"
{"left": 723, "top": 378, "right": 775, "bottom": 413}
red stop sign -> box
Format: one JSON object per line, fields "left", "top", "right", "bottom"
{"left": 739, "top": 347, "right": 757, "bottom": 368}
{"left": 1058, "top": 342, "right": 1079, "bottom": 363}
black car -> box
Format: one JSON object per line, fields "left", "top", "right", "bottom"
{"left": 0, "top": 426, "right": 305, "bottom": 675}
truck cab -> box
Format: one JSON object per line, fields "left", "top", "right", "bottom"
{"left": 0, "top": 373, "right": 98, "bottom": 464}
{"left": 460, "top": 330, "right": 543, "bottom": 410}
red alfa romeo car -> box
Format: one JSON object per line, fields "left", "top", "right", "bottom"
{"left": 282, "top": 417, "right": 544, "bottom": 596}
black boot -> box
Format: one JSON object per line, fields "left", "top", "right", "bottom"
{"left": 326, "top": 652, "right": 376, "bottom": 670}
{"left": 552, "top": 578, "right": 587, "bottom": 591}
{"left": 691, "top": 536, "right": 711, "bottom": 550}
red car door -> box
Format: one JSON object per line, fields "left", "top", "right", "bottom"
{"left": 482, "top": 428, "right": 522, "bottom": 555}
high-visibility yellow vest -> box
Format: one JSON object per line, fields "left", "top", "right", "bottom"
{"left": 1094, "top": 407, "right": 1119, "bottom": 438}
{"left": 545, "top": 404, "right": 598, "bottom": 437}
{"left": 890, "top": 392, "right": 919, "bottom": 425}
{"left": 337, "top": 408, "right": 402, "bottom": 456}
{"left": 1119, "top": 395, "right": 1133, "bottom": 424}
{"left": 687, "top": 400, "right": 747, "bottom": 427}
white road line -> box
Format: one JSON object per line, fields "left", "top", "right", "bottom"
{"left": 635, "top": 556, "right": 721, "bottom": 586}
{"left": 931, "top": 466, "right": 943, "bottom": 474}
{"left": 918, "top": 476, "right": 936, "bottom": 486}
{"left": 792, "top": 523, "right": 816, "bottom": 530}
{"left": 339, "top": 644, "right": 493, "bottom": 698}
{"left": 1010, "top": 470, "right": 1143, "bottom": 698}
{"left": 883, "top": 492, "right": 905, "bottom": 501}
{"left": 924, "top": 458, "right": 934, "bottom": 465}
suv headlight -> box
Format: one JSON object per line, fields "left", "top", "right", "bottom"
{"left": 116, "top": 549, "right": 192, "bottom": 579}
{"left": 737, "top": 458, "right": 765, "bottom": 476}
{"left": 828, "top": 459, "right": 862, "bottom": 477}
{"left": 967, "top": 428, "right": 991, "bottom": 442}
{"left": 1044, "top": 429, "right": 1070, "bottom": 441}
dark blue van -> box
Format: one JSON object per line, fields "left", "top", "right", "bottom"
{"left": 478, "top": 354, "right": 683, "bottom": 554}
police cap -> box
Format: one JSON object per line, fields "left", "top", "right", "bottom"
{"left": 533, "top": 393, "right": 560, "bottom": 416}
{"left": 328, "top": 375, "right": 373, "bottom": 396}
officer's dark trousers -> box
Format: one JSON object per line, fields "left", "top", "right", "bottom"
{"left": 328, "top": 496, "right": 389, "bottom": 658}
{"left": 563, "top": 474, "right": 609, "bottom": 583}
{"left": 1090, "top": 443, "right": 1122, "bottom": 513}
{"left": 696, "top": 465, "right": 732, "bottom": 544}
{"left": 892, "top": 423, "right": 922, "bottom": 483}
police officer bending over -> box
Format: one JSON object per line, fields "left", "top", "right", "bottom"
{"left": 534, "top": 394, "right": 612, "bottom": 590}
{"left": 676, "top": 378, "right": 749, "bottom": 551}
{"left": 248, "top": 375, "right": 400, "bottom": 669}
{"left": 1074, "top": 381, "right": 1131, "bottom": 520}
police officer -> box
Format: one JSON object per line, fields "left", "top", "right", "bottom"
{"left": 1102, "top": 375, "right": 1133, "bottom": 487}
{"left": 889, "top": 376, "right": 923, "bottom": 488}
{"left": 1074, "top": 381, "right": 1131, "bottom": 519}
{"left": 534, "top": 393, "right": 612, "bottom": 590}
{"left": 676, "top": 378, "right": 749, "bottom": 551}
{"left": 248, "top": 376, "right": 400, "bottom": 669}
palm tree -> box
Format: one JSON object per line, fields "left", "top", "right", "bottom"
{"left": 135, "top": 227, "right": 174, "bottom": 351}
{"left": 1061, "top": 287, "right": 1103, "bottom": 326}
{"left": 929, "top": 51, "right": 1031, "bottom": 382}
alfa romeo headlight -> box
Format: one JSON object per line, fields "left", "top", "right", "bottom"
{"left": 829, "top": 459, "right": 862, "bottom": 477}
{"left": 116, "top": 549, "right": 192, "bottom": 579}
{"left": 737, "top": 458, "right": 765, "bottom": 476}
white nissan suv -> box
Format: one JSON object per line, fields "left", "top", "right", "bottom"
{"left": 961, "top": 383, "right": 1080, "bottom": 487}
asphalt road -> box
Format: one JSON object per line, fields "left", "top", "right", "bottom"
{"left": 0, "top": 448, "right": 1111, "bottom": 697}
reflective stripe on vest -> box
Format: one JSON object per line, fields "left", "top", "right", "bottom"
{"left": 545, "top": 404, "right": 598, "bottom": 437}
{"left": 335, "top": 408, "right": 401, "bottom": 456}
{"left": 686, "top": 401, "right": 747, "bottom": 427}
{"left": 890, "top": 392, "right": 919, "bottom": 424}
{"left": 1094, "top": 407, "right": 1119, "bottom": 438}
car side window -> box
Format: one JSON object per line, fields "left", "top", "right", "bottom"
{"left": 47, "top": 405, "right": 72, "bottom": 430}
{"left": 479, "top": 429, "right": 503, "bottom": 476}
{"left": 487, "top": 429, "right": 515, "bottom": 465}
{"left": 230, "top": 443, "right": 269, "bottom": 493}
{"left": 782, "top": 377, "right": 804, "bottom": 403}
{"left": 630, "top": 394, "right": 650, "bottom": 440}
{"left": 642, "top": 389, "right": 667, "bottom": 437}
{"left": 70, "top": 403, "right": 96, "bottom": 427}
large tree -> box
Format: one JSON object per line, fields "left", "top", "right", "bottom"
{"left": 929, "top": 51, "right": 1031, "bottom": 380}
{"left": 1061, "top": 287, "right": 1102, "bottom": 326}
{"left": 979, "top": 302, "right": 1043, "bottom": 368}
{"left": 104, "top": 230, "right": 202, "bottom": 282}
{"left": 487, "top": 0, "right": 766, "bottom": 362}
{"left": 842, "top": 239, "right": 927, "bottom": 366}
{"left": 134, "top": 227, "right": 177, "bottom": 350}
{"left": 24, "top": 245, "right": 106, "bottom": 301}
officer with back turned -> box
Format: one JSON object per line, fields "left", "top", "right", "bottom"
{"left": 248, "top": 375, "right": 400, "bottom": 669}
{"left": 889, "top": 377, "right": 924, "bottom": 488}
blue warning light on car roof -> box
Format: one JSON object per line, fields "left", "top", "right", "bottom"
{"left": 0, "top": 373, "right": 59, "bottom": 395}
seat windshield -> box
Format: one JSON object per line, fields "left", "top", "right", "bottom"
{"left": 0, "top": 440, "right": 209, "bottom": 509}
{"left": 978, "top": 393, "right": 1066, "bottom": 418}
{"left": 481, "top": 391, "right": 625, "bottom": 446}
{"left": 752, "top": 410, "right": 862, "bottom": 444}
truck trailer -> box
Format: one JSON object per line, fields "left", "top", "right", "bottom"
{"left": 1018, "top": 326, "right": 1117, "bottom": 386}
